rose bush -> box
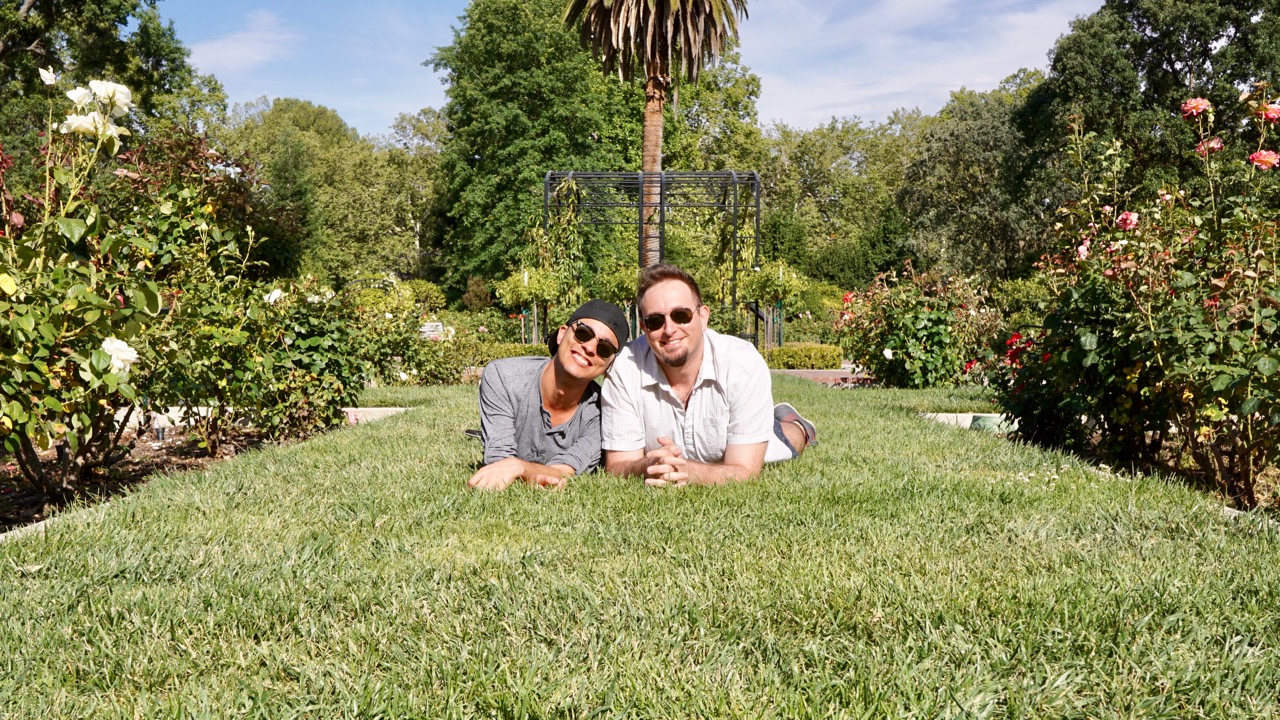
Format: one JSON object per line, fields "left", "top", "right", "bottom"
{"left": 835, "top": 263, "right": 1001, "bottom": 388}
{"left": 0, "top": 80, "right": 165, "bottom": 497}
{"left": 994, "top": 90, "right": 1280, "bottom": 507}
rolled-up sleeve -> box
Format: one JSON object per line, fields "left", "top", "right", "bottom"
{"left": 478, "top": 363, "right": 517, "bottom": 465}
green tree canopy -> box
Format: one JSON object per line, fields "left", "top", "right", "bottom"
{"left": 1, "top": 1, "right": 223, "bottom": 180}
{"left": 1021, "top": 0, "right": 1280, "bottom": 191}
{"left": 760, "top": 110, "right": 927, "bottom": 287}
{"left": 429, "top": 0, "right": 643, "bottom": 290}
{"left": 903, "top": 70, "right": 1053, "bottom": 280}
{"left": 220, "top": 98, "right": 433, "bottom": 284}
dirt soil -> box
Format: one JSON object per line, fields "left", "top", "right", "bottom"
{"left": 1, "top": 428, "right": 254, "bottom": 534}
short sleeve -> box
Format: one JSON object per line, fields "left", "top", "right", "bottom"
{"left": 600, "top": 348, "right": 647, "bottom": 452}
{"left": 725, "top": 349, "right": 773, "bottom": 445}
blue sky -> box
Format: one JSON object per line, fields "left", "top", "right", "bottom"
{"left": 161, "top": 0, "right": 1104, "bottom": 137}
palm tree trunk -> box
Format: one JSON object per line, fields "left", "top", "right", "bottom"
{"left": 641, "top": 70, "right": 668, "bottom": 267}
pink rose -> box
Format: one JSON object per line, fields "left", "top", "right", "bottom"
{"left": 1077, "top": 239, "right": 1090, "bottom": 260}
{"left": 1116, "top": 211, "right": 1139, "bottom": 231}
{"left": 1250, "top": 150, "right": 1280, "bottom": 170}
{"left": 1195, "top": 136, "right": 1224, "bottom": 157}
{"left": 1257, "top": 104, "right": 1280, "bottom": 123}
{"left": 1181, "top": 98, "right": 1212, "bottom": 118}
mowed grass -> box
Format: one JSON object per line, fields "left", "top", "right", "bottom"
{"left": 2, "top": 376, "right": 1278, "bottom": 717}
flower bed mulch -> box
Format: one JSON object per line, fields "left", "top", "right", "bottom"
{"left": 0, "top": 429, "right": 251, "bottom": 535}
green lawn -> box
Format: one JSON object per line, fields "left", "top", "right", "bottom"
{"left": 2, "top": 376, "right": 1278, "bottom": 717}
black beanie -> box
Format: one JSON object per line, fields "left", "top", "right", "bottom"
{"left": 546, "top": 299, "right": 630, "bottom": 356}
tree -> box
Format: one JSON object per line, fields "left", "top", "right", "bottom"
{"left": 563, "top": 0, "right": 748, "bottom": 265}
{"left": 759, "top": 111, "right": 927, "bottom": 287}
{"left": 429, "top": 0, "right": 642, "bottom": 290}
{"left": 662, "top": 47, "right": 766, "bottom": 173}
{"left": 903, "top": 71, "right": 1054, "bottom": 280}
{"left": 1020, "top": 0, "right": 1280, "bottom": 193}
{"left": 1, "top": 2, "right": 222, "bottom": 184}
{"left": 220, "top": 98, "right": 430, "bottom": 283}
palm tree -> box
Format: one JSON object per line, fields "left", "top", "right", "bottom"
{"left": 564, "top": 0, "right": 748, "bottom": 266}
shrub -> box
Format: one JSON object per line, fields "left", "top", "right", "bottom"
{"left": 994, "top": 93, "right": 1280, "bottom": 507}
{"left": 401, "top": 279, "right": 446, "bottom": 312}
{"left": 764, "top": 343, "right": 843, "bottom": 370}
{"left": 477, "top": 342, "right": 548, "bottom": 365}
{"left": 438, "top": 308, "right": 521, "bottom": 343}
{"left": 244, "top": 282, "right": 365, "bottom": 440}
{"left": 836, "top": 263, "right": 1001, "bottom": 388}
{"left": 0, "top": 80, "right": 168, "bottom": 496}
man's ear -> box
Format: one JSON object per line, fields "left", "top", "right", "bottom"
{"left": 697, "top": 304, "right": 711, "bottom": 327}
{"left": 556, "top": 325, "right": 568, "bottom": 347}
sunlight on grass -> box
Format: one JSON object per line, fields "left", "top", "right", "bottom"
{"left": 3, "top": 376, "right": 1277, "bottom": 717}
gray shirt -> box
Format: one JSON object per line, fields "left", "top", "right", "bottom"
{"left": 479, "top": 356, "right": 601, "bottom": 474}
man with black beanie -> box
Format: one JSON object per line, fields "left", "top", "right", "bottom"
{"left": 468, "top": 299, "right": 631, "bottom": 490}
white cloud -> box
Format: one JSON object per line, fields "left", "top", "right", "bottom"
{"left": 741, "top": 0, "right": 1102, "bottom": 128}
{"left": 189, "top": 10, "right": 301, "bottom": 76}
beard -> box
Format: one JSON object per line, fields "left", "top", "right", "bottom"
{"left": 655, "top": 342, "right": 690, "bottom": 368}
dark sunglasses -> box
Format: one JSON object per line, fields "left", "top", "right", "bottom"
{"left": 570, "top": 321, "right": 618, "bottom": 359}
{"left": 642, "top": 307, "right": 696, "bottom": 332}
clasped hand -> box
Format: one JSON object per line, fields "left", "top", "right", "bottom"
{"left": 644, "top": 437, "right": 691, "bottom": 488}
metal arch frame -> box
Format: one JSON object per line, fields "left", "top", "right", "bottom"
{"left": 544, "top": 170, "right": 764, "bottom": 341}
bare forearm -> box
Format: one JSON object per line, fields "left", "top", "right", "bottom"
{"left": 604, "top": 453, "right": 651, "bottom": 477}
{"left": 518, "top": 460, "right": 574, "bottom": 480}
{"left": 678, "top": 459, "right": 759, "bottom": 485}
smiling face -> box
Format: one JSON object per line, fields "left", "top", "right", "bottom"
{"left": 554, "top": 317, "right": 619, "bottom": 381}
{"left": 638, "top": 279, "right": 709, "bottom": 369}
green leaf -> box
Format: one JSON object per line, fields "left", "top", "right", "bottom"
{"left": 1240, "top": 397, "right": 1261, "bottom": 415}
{"left": 1175, "top": 271, "right": 1197, "bottom": 287}
{"left": 1077, "top": 331, "right": 1099, "bottom": 351}
{"left": 132, "top": 283, "right": 162, "bottom": 315}
{"left": 44, "top": 397, "right": 64, "bottom": 413}
{"left": 1211, "top": 374, "right": 1234, "bottom": 391}
{"left": 1255, "top": 355, "right": 1280, "bottom": 376}
{"left": 55, "top": 217, "right": 88, "bottom": 244}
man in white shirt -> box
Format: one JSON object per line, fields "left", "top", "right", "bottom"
{"left": 601, "top": 263, "right": 817, "bottom": 487}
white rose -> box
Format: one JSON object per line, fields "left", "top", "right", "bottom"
{"left": 58, "top": 113, "right": 96, "bottom": 136}
{"left": 398, "top": 371, "right": 409, "bottom": 381}
{"left": 385, "top": 313, "right": 394, "bottom": 319}
{"left": 883, "top": 348, "right": 894, "bottom": 360}
{"left": 89, "top": 79, "right": 134, "bottom": 117}
{"left": 65, "top": 87, "right": 93, "bottom": 108}
{"left": 264, "top": 288, "right": 284, "bottom": 304}
{"left": 39, "top": 67, "right": 57, "bottom": 86}
{"left": 101, "top": 337, "right": 138, "bottom": 375}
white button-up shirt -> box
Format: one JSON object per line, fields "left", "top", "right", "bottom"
{"left": 600, "top": 329, "right": 773, "bottom": 463}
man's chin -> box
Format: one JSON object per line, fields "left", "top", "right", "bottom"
{"left": 657, "top": 348, "right": 690, "bottom": 368}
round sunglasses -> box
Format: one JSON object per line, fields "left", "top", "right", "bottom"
{"left": 569, "top": 321, "right": 619, "bottom": 359}
{"left": 641, "top": 306, "right": 696, "bottom": 332}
